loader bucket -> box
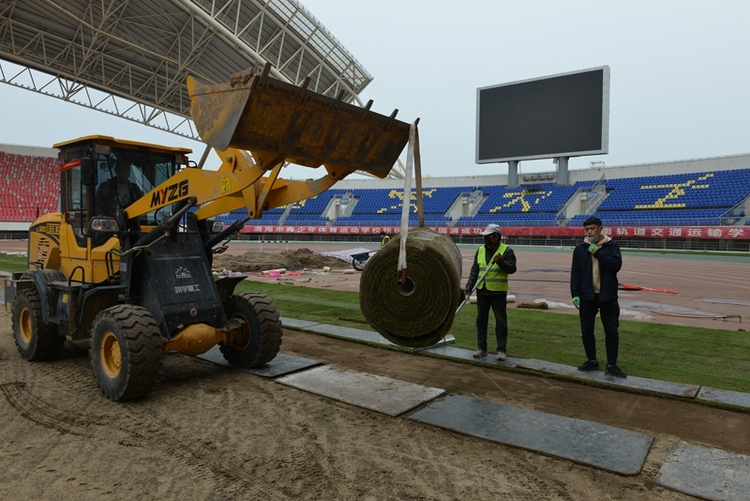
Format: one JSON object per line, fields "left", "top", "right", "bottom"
{"left": 187, "top": 65, "right": 411, "bottom": 178}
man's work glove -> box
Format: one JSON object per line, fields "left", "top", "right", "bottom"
{"left": 588, "top": 243, "right": 599, "bottom": 254}
{"left": 572, "top": 296, "right": 580, "bottom": 309}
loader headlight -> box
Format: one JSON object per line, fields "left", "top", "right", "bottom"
{"left": 211, "top": 221, "right": 224, "bottom": 233}
{"left": 91, "top": 217, "right": 120, "bottom": 233}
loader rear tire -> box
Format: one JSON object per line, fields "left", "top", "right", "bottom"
{"left": 12, "top": 288, "right": 65, "bottom": 361}
{"left": 90, "top": 305, "right": 165, "bottom": 401}
{"left": 221, "top": 292, "right": 282, "bottom": 368}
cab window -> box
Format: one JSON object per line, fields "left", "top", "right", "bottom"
{"left": 61, "top": 160, "right": 88, "bottom": 247}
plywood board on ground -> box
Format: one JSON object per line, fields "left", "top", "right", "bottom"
{"left": 421, "top": 345, "right": 519, "bottom": 367}
{"left": 515, "top": 358, "right": 700, "bottom": 398}
{"left": 697, "top": 387, "right": 750, "bottom": 410}
{"left": 656, "top": 442, "right": 750, "bottom": 501}
{"left": 277, "top": 365, "right": 445, "bottom": 416}
{"left": 410, "top": 394, "right": 652, "bottom": 476}
{"left": 197, "top": 346, "right": 322, "bottom": 378}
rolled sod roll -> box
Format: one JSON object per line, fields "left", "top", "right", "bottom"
{"left": 359, "top": 227, "right": 464, "bottom": 347}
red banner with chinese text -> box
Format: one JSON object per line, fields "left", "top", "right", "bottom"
{"left": 239, "top": 225, "right": 749, "bottom": 240}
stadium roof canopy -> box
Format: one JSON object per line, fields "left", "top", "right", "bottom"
{"left": 0, "top": 0, "right": 374, "bottom": 140}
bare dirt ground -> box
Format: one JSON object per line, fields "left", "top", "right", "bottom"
{"left": 1, "top": 240, "right": 749, "bottom": 500}
{"left": 213, "top": 247, "right": 351, "bottom": 273}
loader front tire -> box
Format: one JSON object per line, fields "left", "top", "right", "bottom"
{"left": 221, "top": 292, "right": 282, "bottom": 368}
{"left": 90, "top": 305, "right": 165, "bottom": 401}
{"left": 12, "top": 289, "right": 64, "bottom": 361}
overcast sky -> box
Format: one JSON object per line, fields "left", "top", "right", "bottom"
{"left": 1, "top": 0, "right": 748, "bottom": 179}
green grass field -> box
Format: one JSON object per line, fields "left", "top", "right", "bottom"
{"left": 231, "top": 279, "right": 750, "bottom": 394}
{"left": 0, "top": 253, "right": 30, "bottom": 273}
{"left": 3, "top": 252, "right": 748, "bottom": 393}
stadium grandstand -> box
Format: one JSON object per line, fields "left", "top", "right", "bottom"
{"left": 1, "top": 1, "right": 748, "bottom": 252}
{"left": 2, "top": 144, "right": 748, "bottom": 252}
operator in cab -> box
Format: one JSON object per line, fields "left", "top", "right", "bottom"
{"left": 95, "top": 158, "right": 144, "bottom": 216}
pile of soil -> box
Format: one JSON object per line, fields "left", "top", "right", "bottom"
{"left": 212, "top": 248, "right": 350, "bottom": 273}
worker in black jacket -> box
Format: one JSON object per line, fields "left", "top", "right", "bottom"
{"left": 570, "top": 216, "right": 626, "bottom": 378}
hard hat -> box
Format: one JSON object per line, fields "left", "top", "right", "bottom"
{"left": 480, "top": 223, "right": 502, "bottom": 236}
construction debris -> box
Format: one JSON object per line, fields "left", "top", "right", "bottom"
{"left": 517, "top": 302, "right": 550, "bottom": 310}
{"left": 213, "top": 248, "right": 350, "bottom": 272}
{"left": 619, "top": 283, "right": 679, "bottom": 294}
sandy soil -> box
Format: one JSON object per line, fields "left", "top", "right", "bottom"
{"left": 1, "top": 240, "right": 749, "bottom": 500}
{"left": 4, "top": 307, "right": 750, "bottom": 501}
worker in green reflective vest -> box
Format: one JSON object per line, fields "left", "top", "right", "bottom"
{"left": 380, "top": 231, "right": 391, "bottom": 248}
{"left": 464, "top": 223, "right": 517, "bottom": 362}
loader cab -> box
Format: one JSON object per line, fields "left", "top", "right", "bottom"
{"left": 55, "top": 136, "right": 192, "bottom": 248}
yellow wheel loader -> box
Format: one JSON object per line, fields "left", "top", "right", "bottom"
{"left": 5, "top": 63, "right": 411, "bottom": 401}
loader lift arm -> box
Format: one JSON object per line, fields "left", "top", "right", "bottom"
{"left": 122, "top": 147, "right": 346, "bottom": 223}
